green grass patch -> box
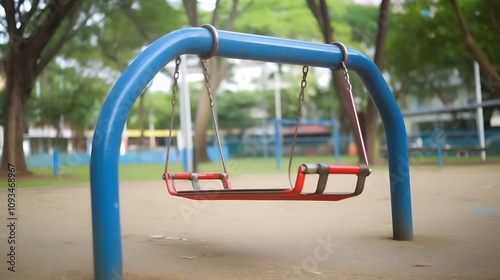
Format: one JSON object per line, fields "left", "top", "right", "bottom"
{"left": 5, "top": 154, "right": 499, "bottom": 189}
{"left": 5, "top": 155, "right": 356, "bottom": 188}
{"left": 8, "top": 162, "right": 187, "bottom": 189}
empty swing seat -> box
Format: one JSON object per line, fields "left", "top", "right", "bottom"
{"left": 162, "top": 38, "right": 371, "bottom": 202}
{"left": 163, "top": 163, "right": 370, "bottom": 201}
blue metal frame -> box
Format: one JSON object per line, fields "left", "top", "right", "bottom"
{"left": 90, "top": 27, "right": 413, "bottom": 280}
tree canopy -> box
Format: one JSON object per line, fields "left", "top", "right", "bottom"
{"left": 1, "top": 0, "right": 499, "bottom": 173}
{"left": 386, "top": 0, "right": 500, "bottom": 100}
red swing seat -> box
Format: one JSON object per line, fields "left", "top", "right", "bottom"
{"left": 163, "top": 163, "right": 370, "bottom": 201}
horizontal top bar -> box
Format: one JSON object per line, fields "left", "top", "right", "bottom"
{"left": 212, "top": 29, "right": 365, "bottom": 69}
{"left": 135, "top": 27, "right": 374, "bottom": 73}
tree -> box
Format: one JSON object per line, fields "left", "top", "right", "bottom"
{"left": 118, "top": 0, "right": 186, "bottom": 148}
{"left": 216, "top": 90, "right": 260, "bottom": 130}
{"left": 364, "top": 0, "right": 390, "bottom": 163}
{"left": 182, "top": 0, "right": 250, "bottom": 171}
{"left": 234, "top": 0, "right": 321, "bottom": 39}
{"left": 449, "top": 0, "right": 500, "bottom": 95}
{"left": 386, "top": 0, "right": 500, "bottom": 127}
{"left": 306, "top": 0, "right": 388, "bottom": 164}
{"left": 128, "top": 90, "right": 179, "bottom": 130}
{"left": 28, "top": 63, "right": 109, "bottom": 152}
{"left": 66, "top": 0, "right": 185, "bottom": 149}
{"left": 0, "top": 1, "right": 89, "bottom": 174}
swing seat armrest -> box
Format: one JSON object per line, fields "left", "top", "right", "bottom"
{"left": 294, "top": 163, "right": 371, "bottom": 195}
{"left": 352, "top": 164, "right": 371, "bottom": 196}
{"left": 163, "top": 172, "right": 231, "bottom": 194}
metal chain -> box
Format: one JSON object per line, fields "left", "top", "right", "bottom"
{"left": 341, "top": 62, "right": 352, "bottom": 94}
{"left": 339, "top": 61, "right": 369, "bottom": 166}
{"left": 288, "top": 66, "right": 309, "bottom": 188}
{"left": 201, "top": 60, "right": 215, "bottom": 107}
{"left": 296, "top": 66, "right": 308, "bottom": 121}
{"left": 201, "top": 59, "right": 228, "bottom": 174}
{"left": 164, "top": 57, "right": 182, "bottom": 174}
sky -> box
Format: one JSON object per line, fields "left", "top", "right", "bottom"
{"left": 353, "top": 0, "right": 382, "bottom": 5}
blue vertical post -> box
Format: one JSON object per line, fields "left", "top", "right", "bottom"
{"left": 332, "top": 119, "right": 340, "bottom": 164}
{"left": 263, "top": 130, "right": 269, "bottom": 159}
{"left": 182, "top": 148, "right": 188, "bottom": 171}
{"left": 90, "top": 27, "right": 413, "bottom": 280}
{"left": 274, "top": 119, "right": 282, "bottom": 169}
{"left": 435, "top": 119, "right": 443, "bottom": 170}
{"left": 350, "top": 53, "right": 412, "bottom": 240}
{"left": 53, "top": 150, "right": 59, "bottom": 176}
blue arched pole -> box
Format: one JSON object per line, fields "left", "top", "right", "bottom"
{"left": 90, "top": 27, "right": 413, "bottom": 280}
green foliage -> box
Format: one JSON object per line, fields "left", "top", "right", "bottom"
{"left": 232, "top": 0, "right": 378, "bottom": 121}
{"left": 234, "top": 0, "right": 321, "bottom": 40}
{"left": 22, "top": 0, "right": 384, "bottom": 138}
{"left": 386, "top": 0, "right": 500, "bottom": 99}
{"left": 234, "top": 0, "right": 370, "bottom": 46}
{"left": 216, "top": 90, "right": 260, "bottom": 130}
{"left": 22, "top": 1, "right": 187, "bottom": 134}
{"left": 344, "top": 3, "right": 380, "bottom": 45}
{"left": 134, "top": 0, "right": 186, "bottom": 36}
{"left": 61, "top": 0, "right": 185, "bottom": 72}
{"left": 328, "top": 0, "right": 379, "bottom": 46}
{"left": 127, "top": 90, "right": 177, "bottom": 130}
{"left": 27, "top": 62, "right": 109, "bottom": 134}
{"left": 130, "top": 88, "right": 262, "bottom": 132}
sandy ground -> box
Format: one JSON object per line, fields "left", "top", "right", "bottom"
{"left": 1, "top": 164, "right": 500, "bottom": 280}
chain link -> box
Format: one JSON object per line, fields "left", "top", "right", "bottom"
{"left": 296, "top": 66, "right": 309, "bottom": 121}
{"left": 340, "top": 61, "right": 353, "bottom": 94}
{"left": 201, "top": 60, "right": 215, "bottom": 108}
{"left": 164, "top": 57, "right": 182, "bottom": 174}
{"left": 288, "top": 65, "right": 309, "bottom": 187}
{"left": 170, "top": 57, "right": 181, "bottom": 106}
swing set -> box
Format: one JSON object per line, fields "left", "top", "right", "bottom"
{"left": 90, "top": 25, "right": 413, "bottom": 280}
{"left": 163, "top": 25, "right": 369, "bottom": 201}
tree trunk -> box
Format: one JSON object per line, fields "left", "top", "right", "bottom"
{"left": 1, "top": 51, "right": 36, "bottom": 174}
{"left": 363, "top": 0, "right": 391, "bottom": 164}
{"left": 308, "top": 0, "right": 366, "bottom": 163}
{"left": 72, "top": 130, "right": 87, "bottom": 152}
{"left": 194, "top": 87, "right": 211, "bottom": 165}
{"left": 330, "top": 70, "right": 362, "bottom": 160}
{"left": 183, "top": 0, "right": 198, "bottom": 27}
{"left": 1, "top": 0, "right": 81, "bottom": 174}
{"left": 183, "top": 0, "right": 240, "bottom": 171}
{"left": 193, "top": 58, "right": 228, "bottom": 170}
{"left": 488, "top": 0, "right": 500, "bottom": 35}
{"left": 362, "top": 101, "right": 379, "bottom": 164}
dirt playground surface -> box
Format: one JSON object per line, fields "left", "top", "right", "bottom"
{"left": 1, "top": 165, "right": 500, "bottom": 279}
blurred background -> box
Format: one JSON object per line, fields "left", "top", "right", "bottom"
{"left": 1, "top": 0, "right": 499, "bottom": 180}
